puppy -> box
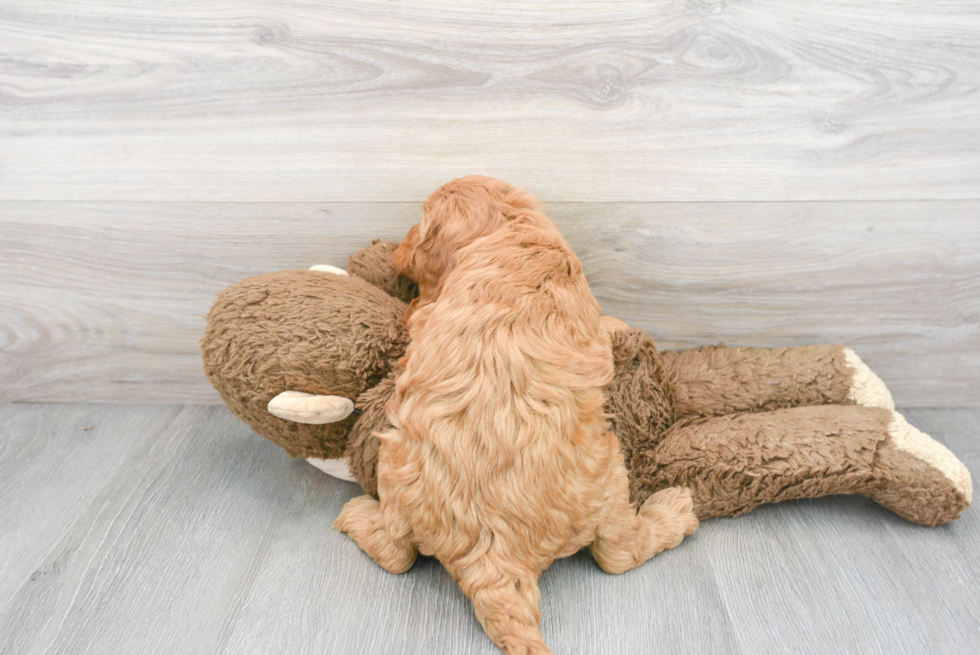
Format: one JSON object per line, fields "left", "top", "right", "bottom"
{"left": 334, "top": 176, "right": 698, "bottom": 655}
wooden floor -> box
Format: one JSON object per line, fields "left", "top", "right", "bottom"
{"left": 1, "top": 403, "right": 976, "bottom": 655}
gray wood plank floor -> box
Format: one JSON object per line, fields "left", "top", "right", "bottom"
{"left": 0, "top": 403, "right": 976, "bottom": 655}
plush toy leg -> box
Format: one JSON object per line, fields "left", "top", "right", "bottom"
{"left": 661, "top": 344, "right": 894, "bottom": 418}
{"left": 632, "top": 405, "right": 971, "bottom": 526}
{"left": 333, "top": 495, "right": 418, "bottom": 574}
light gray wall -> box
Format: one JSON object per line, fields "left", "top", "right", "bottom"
{"left": 2, "top": 1, "right": 978, "bottom": 405}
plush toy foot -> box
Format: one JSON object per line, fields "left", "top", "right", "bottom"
{"left": 843, "top": 347, "right": 895, "bottom": 410}
{"left": 267, "top": 391, "right": 354, "bottom": 424}
{"left": 870, "top": 411, "right": 972, "bottom": 525}
{"left": 307, "top": 457, "right": 357, "bottom": 482}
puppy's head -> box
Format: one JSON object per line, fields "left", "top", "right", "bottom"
{"left": 394, "top": 176, "right": 539, "bottom": 312}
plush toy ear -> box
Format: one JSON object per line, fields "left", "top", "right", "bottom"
{"left": 267, "top": 391, "right": 353, "bottom": 424}
{"left": 309, "top": 264, "right": 349, "bottom": 276}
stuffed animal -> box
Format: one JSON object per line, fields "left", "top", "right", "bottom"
{"left": 202, "top": 240, "right": 972, "bottom": 526}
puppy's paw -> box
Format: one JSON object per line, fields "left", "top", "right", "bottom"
{"left": 332, "top": 494, "right": 379, "bottom": 533}
{"left": 641, "top": 487, "right": 699, "bottom": 540}
{"left": 334, "top": 495, "right": 418, "bottom": 573}
{"left": 599, "top": 315, "right": 632, "bottom": 335}
{"left": 644, "top": 486, "right": 694, "bottom": 516}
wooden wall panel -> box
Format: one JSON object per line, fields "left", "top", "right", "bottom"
{"left": 1, "top": 0, "right": 978, "bottom": 202}
{"left": 2, "top": 200, "right": 977, "bottom": 406}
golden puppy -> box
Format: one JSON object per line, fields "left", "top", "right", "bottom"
{"left": 334, "top": 176, "right": 698, "bottom": 655}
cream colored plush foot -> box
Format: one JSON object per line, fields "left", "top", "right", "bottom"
{"left": 889, "top": 411, "right": 972, "bottom": 503}
{"left": 307, "top": 457, "right": 357, "bottom": 482}
{"left": 309, "top": 264, "right": 349, "bottom": 275}
{"left": 844, "top": 348, "right": 895, "bottom": 410}
{"left": 267, "top": 391, "right": 354, "bottom": 424}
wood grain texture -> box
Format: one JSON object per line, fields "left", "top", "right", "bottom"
{"left": 0, "top": 404, "right": 183, "bottom": 609}
{"left": 0, "top": 201, "right": 417, "bottom": 404}
{"left": 2, "top": 200, "right": 978, "bottom": 406}
{"left": 703, "top": 408, "right": 980, "bottom": 655}
{"left": 223, "top": 481, "right": 740, "bottom": 655}
{"left": 0, "top": 404, "right": 976, "bottom": 654}
{"left": 0, "top": 404, "right": 301, "bottom": 655}
{"left": 2, "top": 0, "right": 979, "bottom": 202}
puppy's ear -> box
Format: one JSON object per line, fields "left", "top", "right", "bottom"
{"left": 393, "top": 224, "right": 420, "bottom": 278}
{"left": 399, "top": 176, "right": 527, "bottom": 311}
{"left": 402, "top": 296, "right": 420, "bottom": 322}
{"left": 393, "top": 217, "right": 451, "bottom": 311}
{"left": 502, "top": 186, "right": 542, "bottom": 216}
{"left": 409, "top": 207, "right": 455, "bottom": 310}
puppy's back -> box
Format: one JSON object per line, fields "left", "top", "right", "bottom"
{"left": 382, "top": 210, "right": 618, "bottom": 569}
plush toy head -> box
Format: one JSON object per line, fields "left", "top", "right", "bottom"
{"left": 201, "top": 241, "right": 413, "bottom": 459}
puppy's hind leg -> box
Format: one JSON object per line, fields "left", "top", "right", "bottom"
{"left": 456, "top": 565, "right": 553, "bottom": 655}
{"left": 591, "top": 481, "right": 699, "bottom": 575}
{"left": 333, "top": 495, "right": 418, "bottom": 574}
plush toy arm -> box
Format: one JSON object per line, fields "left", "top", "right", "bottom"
{"left": 344, "top": 371, "right": 398, "bottom": 497}
{"left": 346, "top": 240, "right": 418, "bottom": 303}
{"left": 631, "top": 405, "right": 971, "bottom": 526}
{"left": 660, "top": 344, "right": 894, "bottom": 420}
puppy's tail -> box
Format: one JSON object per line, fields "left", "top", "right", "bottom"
{"left": 459, "top": 568, "right": 553, "bottom": 655}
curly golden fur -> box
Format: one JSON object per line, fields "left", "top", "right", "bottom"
{"left": 334, "top": 176, "right": 698, "bottom": 655}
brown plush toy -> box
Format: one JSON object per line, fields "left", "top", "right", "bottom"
{"left": 202, "top": 241, "right": 972, "bottom": 527}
